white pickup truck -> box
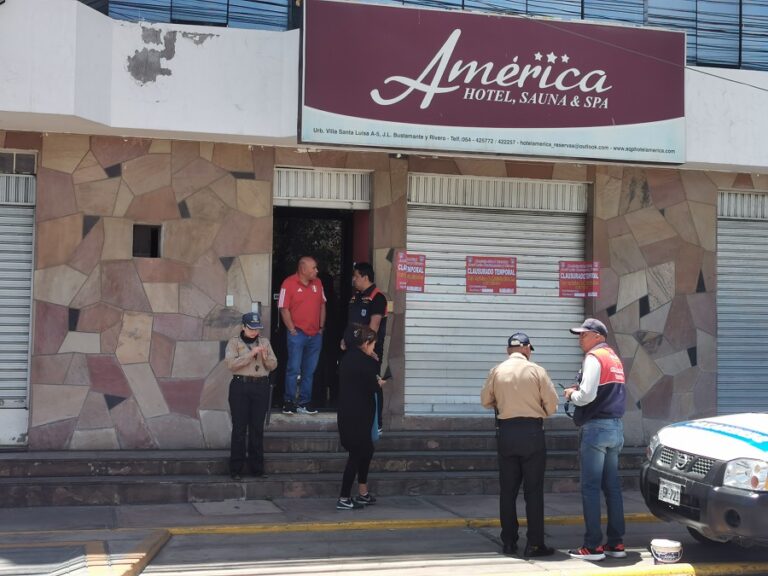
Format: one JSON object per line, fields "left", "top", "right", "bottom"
{"left": 640, "top": 413, "right": 768, "bottom": 547}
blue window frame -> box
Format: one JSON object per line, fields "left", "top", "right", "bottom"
{"left": 79, "top": 0, "right": 768, "bottom": 70}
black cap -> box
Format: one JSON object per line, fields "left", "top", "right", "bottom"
{"left": 569, "top": 318, "right": 608, "bottom": 337}
{"left": 508, "top": 332, "right": 534, "bottom": 351}
{"left": 242, "top": 311, "right": 263, "bottom": 329}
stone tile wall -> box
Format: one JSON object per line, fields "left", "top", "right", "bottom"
{"left": 590, "top": 166, "right": 756, "bottom": 443}
{"left": 9, "top": 129, "right": 751, "bottom": 448}
{"left": 22, "top": 135, "right": 404, "bottom": 449}
{"left": 26, "top": 133, "right": 276, "bottom": 449}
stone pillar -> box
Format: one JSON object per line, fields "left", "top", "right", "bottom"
{"left": 372, "top": 156, "right": 408, "bottom": 427}
{"left": 29, "top": 134, "right": 276, "bottom": 449}
{"left": 590, "top": 166, "right": 718, "bottom": 444}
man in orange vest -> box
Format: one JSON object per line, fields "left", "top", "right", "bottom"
{"left": 564, "top": 318, "right": 627, "bottom": 562}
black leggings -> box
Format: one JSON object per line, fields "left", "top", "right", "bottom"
{"left": 340, "top": 443, "right": 374, "bottom": 498}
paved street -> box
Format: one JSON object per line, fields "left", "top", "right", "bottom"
{"left": 1, "top": 491, "right": 766, "bottom": 576}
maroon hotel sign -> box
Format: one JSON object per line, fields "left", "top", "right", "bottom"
{"left": 301, "top": 0, "right": 685, "bottom": 163}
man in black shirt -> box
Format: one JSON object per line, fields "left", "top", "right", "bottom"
{"left": 342, "top": 262, "right": 388, "bottom": 430}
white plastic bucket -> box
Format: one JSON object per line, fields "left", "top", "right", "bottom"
{"left": 650, "top": 539, "right": 683, "bottom": 564}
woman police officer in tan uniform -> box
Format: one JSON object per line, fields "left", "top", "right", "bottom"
{"left": 225, "top": 312, "right": 278, "bottom": 480}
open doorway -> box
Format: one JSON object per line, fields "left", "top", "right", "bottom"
{"left": 271, "top": 206, "right": 368, "bottom": 410}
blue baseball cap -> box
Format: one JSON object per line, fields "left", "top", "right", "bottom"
{"left": 570, "top": 318, "right": 608, "bottom": 337}
{"left": 242, "top": 312, "right": 263, "bottom": 329}
{"left": 508, "top": 332, "right": 534, "bottom": 351}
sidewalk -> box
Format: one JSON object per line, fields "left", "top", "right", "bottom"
{"left": 1, "top": 490, "right": 766, "bottom": 575}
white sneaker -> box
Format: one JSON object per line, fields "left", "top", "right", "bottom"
{"left": 297, "top": 404, "right": 318, "bottom": 415}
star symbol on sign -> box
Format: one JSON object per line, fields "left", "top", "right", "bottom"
{"left": 547, "top": 52, "right": 557, "bottom": 63}
{"left": 534, "top": 52, "right": 543, "bottom": 61}
{"left": 561, "top": 54, "right": 570, "bottom": 63}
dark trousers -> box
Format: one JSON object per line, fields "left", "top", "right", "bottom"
{"left": 340, "top": 442, "right": 374, "bottom": 498}
{"left": 497, "top": 417, "right": 547, "bottom": 547}
{"left": 228, "top": 376, "right": 270, "bottom": 475}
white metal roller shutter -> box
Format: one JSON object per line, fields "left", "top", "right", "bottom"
{"left": 0, "top": 206, "right": 34, "bottom": 406}
{"left": 0, "top": 173, "right": 35, "bottom": 445}
{"left": 406, "top": 174, "right": 587, "bottom": 416}
{"left": 717, "top": 190, "right": 768, "bottom": 413}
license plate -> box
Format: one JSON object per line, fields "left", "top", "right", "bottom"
{"left": 658, "top": 478, "right": 682, "bottom": 506}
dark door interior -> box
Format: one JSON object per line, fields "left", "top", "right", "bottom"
{"left": 270, "top": 207, "right": 354, "bottom": 410}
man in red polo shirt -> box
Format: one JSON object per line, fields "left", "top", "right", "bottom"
{"left": 278, "top": 256, "right": 327, "bottom": 415}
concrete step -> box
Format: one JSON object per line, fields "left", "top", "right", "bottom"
{"left": 0, "top": 447, "right": 644, "bottom": 478}
{"left": 0, "top": 470, "right": 642, "bottom": 507}
{"left": 0, "top": 429, "right": 579, "bottom": 458}
{"left": 267, "top": 449, "right": 645, "bottom": 475}
{"left": 0, "top": 427, "right": 644, "bottom": 507}
{"left": 267, "top": 430, "right": 581, "bottom": 452}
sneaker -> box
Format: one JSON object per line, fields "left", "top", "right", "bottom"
{"left": 336, "top": 497, "right": 363, "bottom": 510}
{"left": 603, "top": 543, "right": 627, "bottom": 558}
{"left": 297, "top": 403, "right": 318, "bottom": 415}
{"left": 524, "top": 543, "right": 555, "bottom": 557}
{"left": 353, "top": 492, "right": 377, "bottom": 505}
{"left": 282, "top": 402, "right": 296, "bottom": 415}
{"left": 568, "top": 546, "right": 605, "bottom": 561}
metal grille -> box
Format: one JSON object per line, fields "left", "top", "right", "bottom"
{"left": 691, "top": 457, "right": 715, "bottom": 476}
{"left": 717, "top": 197, "right": 768, "bottom": 413}
{"left": 0, "top": 175, "right": 36, "bottom": 206}
{"left": 719, "top": 189, "right": 768, "bottom": 220}
{"left": 409, "top": 173, "right": 588, "bottom": 213}
{"left": 659, "top": 446, "right": 675, "bottom": 466}
{"left": 405, "top": 180, "right": 587, "bottom": 417}
{"left": 658, "top": 446, "right": 715, "bottom": 477}
{"left": 273, "top": 168, "right": 372, "bottom": 209}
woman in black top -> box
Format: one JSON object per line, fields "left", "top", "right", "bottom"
{"left": 336, "top": 325, "right": 383, "bottom": 510}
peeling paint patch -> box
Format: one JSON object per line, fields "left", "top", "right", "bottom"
{"left": 127, "top": 30, "right": 178, "bottom": 84}
{"left": 141, "top": 26, "right": 162, "bottom": 45}
{"left": 181, "top": 31, "right": 217, "bottom": 45}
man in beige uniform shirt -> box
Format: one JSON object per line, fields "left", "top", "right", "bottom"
{"left": 225, "top": 312, "right": 278, "bottom": 480}
{"left": 481, "top": 332, "right": 559, "bottom": 558}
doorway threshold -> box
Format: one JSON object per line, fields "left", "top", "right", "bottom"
{"left": 266, "top": 412, "right": 338, "bottom": 432}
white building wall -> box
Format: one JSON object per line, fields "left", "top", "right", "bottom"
{"left": 0, "top": 0, "right": 79, "bottom": 117}
{"left": 0, "top": 0, "right": 766, "bottom": 170}
{"left": 74, "top": 3, "right": 114, "bottom": 126}
{"left": 0, "top": 0, "right": 298, "bottom": 143}
{"left": 108, "top": 20, "right": 299, "bottom": 141}
{"left": 685, "top": 67, "right": 768, "bottom": 171}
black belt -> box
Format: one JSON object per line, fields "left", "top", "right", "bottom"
{"left": 498, "top": 417, "right": 543, "bottom": 428}
{"left": 233, "top": 375, "right": 269, "bottom": 383}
